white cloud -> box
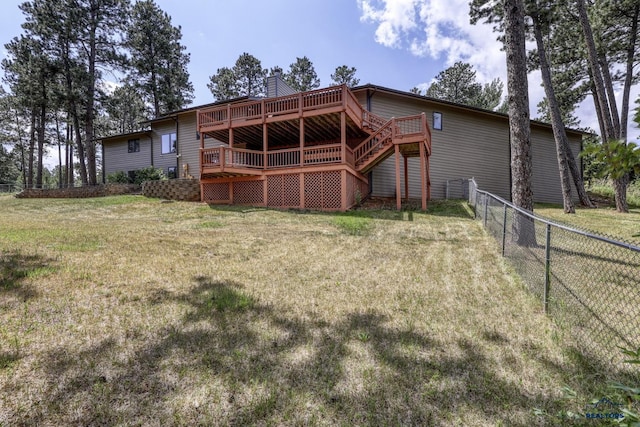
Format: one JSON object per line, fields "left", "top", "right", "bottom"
{"left": 358, "top": 0, "right": 420, "bottom": 48}
{"left": 358, "top": 0, "right": 506, "bottom": 87}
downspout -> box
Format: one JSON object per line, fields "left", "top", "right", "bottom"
{"left": 101, "top": 142, "right": 105, "bottom": 183}
{"left": 508, "top": 129, "right": 512, "bottom": 202}
{"left": 171, "top": 115, "right": 179, "bottom": 177}
{"left": 150, "top": 133, "right": 154, "bottom": 167}
{"left": 366, "top": 88, "right": 376, "bottom": 195}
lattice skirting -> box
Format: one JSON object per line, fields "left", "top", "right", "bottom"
{"left": 234, "top": 181, "right": 264, "bottom": 205}
{"left": 202, "top": 170, "right": 368, "bottom": 211}
{"left": 202, "top": 182, "right": 230, "bottom": 202}
{"left": 304, "top": 171, "right": 341, "bottom": 210}
{"left": 267, "top": 174, "right": 300, "bottom": 208}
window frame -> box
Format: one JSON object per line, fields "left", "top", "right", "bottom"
{"left": 127, "top": 139, "right": 140, "bottom": 153}
{"left": 161, "top": 132, "right": 177, "bottom": 155}
{"left": 433, "top": 112, "right": 443, "bottom": 131}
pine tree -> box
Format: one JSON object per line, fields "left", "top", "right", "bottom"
{"left": 284, "top": 56, "right": 320, "bottom": 92}
{"left": 425, "top": 62, "right": 504, "bottom": 110}
{"left": 207, "top": 67, "right": 240, "bottom": 101}
{"left": 504, "top": 0, "right": 535, "bottom": 244}
{"left": 330, "top": 65, "right": 360, "bottom": 87}
{"left": 232, "top": 53, "right": 266, "bottom": 97}
{"left": 126, "top": 0, "right": 194, "bottom": 117}
{"left": 104, "top": 84, "right": 150, "bottom": 134}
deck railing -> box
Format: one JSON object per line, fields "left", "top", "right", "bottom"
{"left": 201, "top": 113, "right": 429, "bottom": 174}
{"left": 303, "top": 144, "right": 342, "bottom": 165}
{"left": 199, "top": 85, "right": 360, "bottom": 128}
{"left": 268, "top": 148, "right": 301, "bottom": 168}
{"left": 362, "top": 110, "right": 387, "bottom": 132}
{"left": 226, "top": 147, "right": 264, "bottom": 168}
{"left": 353, "top": 113, "right": 429, "bottom": 167}
{"left": 353, "top": 119, "right": 394, "bottom": 166}
{"left": 202, "top": 144, "right": 347, "bottom": 171}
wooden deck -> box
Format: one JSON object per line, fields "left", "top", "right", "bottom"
{"left": 197, "top": 85, "right": 432, "bottom": 210}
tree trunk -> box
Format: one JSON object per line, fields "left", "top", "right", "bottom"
{"left": 577, "top": 0, "right": 635, "bottom": 213}
{"left": 599, "top": 53, "right": 621, "bottom": 137}
{"left": 620, "top": 4, "right": 639, "bottom": 141}
{"left": 14, "top": 109, "right": 27, "bottom": 187}
{"left": 532, "top": 12, "right": 575, "bottom": 213}
{"left": 84, "top": 12, "right": 98, "bottom": 186}
{"left": 561, "top": 137, "right": 594, "bottom": 208}
{"left": 504, "top": 0, "right": 535, "bottom": 245}
{"left": 73, "top": 113, "right": 88, "bottom": 185}
{"left": 28, "top": 110, "right": 36, "bottom": 188}
{"left": 613, "top": 174, "right": 629, "bottom": 213}
{"left": 36, "top": 103, "right": 46, "bottom": 189}
{"left": 577, "top": 0, "right": 616, "bottom": 142}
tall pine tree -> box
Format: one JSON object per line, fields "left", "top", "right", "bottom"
{"left": 126, "top": 0, "right": 194, "bottom": 117}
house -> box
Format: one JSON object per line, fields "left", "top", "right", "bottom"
{"left": 101, "top": 76, "right": 585, "bottom": 210}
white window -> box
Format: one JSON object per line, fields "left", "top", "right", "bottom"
{"left": 161, "top": 133, "right": 177, "bottom": 154}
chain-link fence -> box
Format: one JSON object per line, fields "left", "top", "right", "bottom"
{"left": 0, "top": 184, "right": 22, "bottom": 193}
{"left": 468, "top": 179, "right": 640, "bottom": 378}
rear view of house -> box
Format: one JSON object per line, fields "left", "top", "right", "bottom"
{"left": 101, "top": 77, "right": 585, "bottom": 210}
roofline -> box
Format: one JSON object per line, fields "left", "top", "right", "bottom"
{"left": 99, "top": 129, "right": 152, "bottom": 143}
{"left": 101, "top": 83, "right": 592, "bottom": 141}
{"left": 146, "top": 95, "right": 252, "bottom": 124}
{"left": 351, "top": 83, "right": 590, "bottom": 137}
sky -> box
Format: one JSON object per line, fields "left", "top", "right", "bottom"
{"left": 1, "top": 0, "right": 639, "bottom": 166}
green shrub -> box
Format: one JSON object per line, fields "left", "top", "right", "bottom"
{"left": 133, "top": 166, "right": 165, "bottom": 185}
{"left": 106, "top": 171, "right": 130, "bottom": 184}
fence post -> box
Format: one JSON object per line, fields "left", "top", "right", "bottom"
{"left": 501, "top": 204, "right": 508, "bottom": 257}
{"left": 543, "top": 223, "right": 551, "bottom": 313}
{"left": 473, "top": 188, "right": 478, "bottom": 219}
{"left": 483, "top": 194, "right": 489, "bottom": 227}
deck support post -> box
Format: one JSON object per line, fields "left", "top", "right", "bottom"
{"left": 263, "top": 123, "right": 268, "bottom": 169}
{"left": 395, "top": 144, "right": 401, "bottom": 210}
{"left": 263, "top": 178, "right": 268, "bottom": 207}
{"left": 404, "top": 155, "right": 409, "bottom": 202}
{"left": 300, "top": 172, "right": 305, "bottom": 209}
{"left": 341, "top": 111, "right": 346, "bottom": 164}
{"left": 300, "top": 117, "right": 305, "bottom": 167}
{"left": 420, "top": 140, "right": 427, "bottom": 210}
{"left": 341, "top": 169, "right": 348, "bottom": 210}
{"left": 229, "top": 181, "right": 233, "bottom": 204}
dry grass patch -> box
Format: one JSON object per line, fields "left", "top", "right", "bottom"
{"left": 0, "top": 195, "right": 619, "bottom": 425}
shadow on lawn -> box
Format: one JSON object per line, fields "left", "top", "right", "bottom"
{"left": 0, "top": 251, "right": 52, "bottom": 301}
{"left": 12, "top": 276, "right": 620, "bottom": 425}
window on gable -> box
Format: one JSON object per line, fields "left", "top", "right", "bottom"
{"left": 128, "top": 139, "right": 140, "bottom": 153}
{"left": 162, "top": 133, "right": 177, "bottom": 154}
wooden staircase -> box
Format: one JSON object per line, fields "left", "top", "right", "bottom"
{"left": 353, "top": 119, "right": 395, "bottom": 173}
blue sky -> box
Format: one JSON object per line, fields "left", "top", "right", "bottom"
{"left": 1, "top": 0, "right": 638, "bottom": 143}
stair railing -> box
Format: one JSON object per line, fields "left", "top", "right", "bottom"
{"left": 353, "top": 118, "right": 395, "bottom": 166}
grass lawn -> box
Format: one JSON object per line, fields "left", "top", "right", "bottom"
{"left": 0, "top": 195, "right": 627, "bottom": 425}
{"left": 535, "top": 204, "right": 640, "bottom": 244}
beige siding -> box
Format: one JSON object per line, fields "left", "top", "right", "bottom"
{"left": 530, "top": 129, "right": 583, "bottom": 204}
{"left": 103, "top": 136, "right": 153, "bottom": 176}
{"left": 356, "top": 90, "right": 583, "bottom": 204}
{"left": 177, "top": 112, "right": 228, "bottom": 179}
{"left": 367, "top": 92, "right": 511, "bottom": 200}
{"left": 152, "top": 120, "right": 179, "bottom": 177}
{"left": 177, "top": 113, "right": 199, "bottom": 179}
